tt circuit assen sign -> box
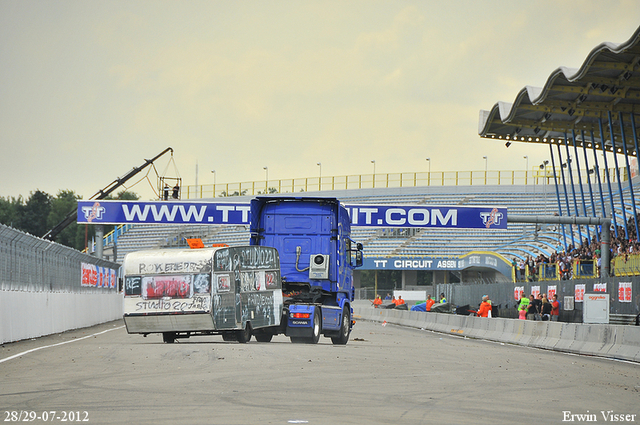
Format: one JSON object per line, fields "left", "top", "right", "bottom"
{"left": 77, "top": 200, "right": 507, "bottom": 229}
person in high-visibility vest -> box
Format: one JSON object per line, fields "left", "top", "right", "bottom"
{"left": 439, "top": 293, "right": 447, "bottom": 304}
{"left": 425, "top": 295, "right": 435, "bottom": 311}
{"left": 477, "top": 296, "right": 492, "bottom": 317}
{"left": 372, "top": 295, "right": 383, "bottom": 308}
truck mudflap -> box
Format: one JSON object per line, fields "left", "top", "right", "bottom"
{"left": 320, "top": 305, "right": 342, "bottom": 331}
{"left": 285, "top": 304, "right": 316, "bottom": 337}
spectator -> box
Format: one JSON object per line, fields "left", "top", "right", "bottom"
{"left": 384, "top": 293, "right": 391, "bottom": 300}
{"left": 532, "top": 294, "right": 543, "bottom": 320}
{"left": 172, "top": 184, "right": 180, "bottom": 199}
{"left": 541, "top": 296, "right": 552, "bottom": 321}
{"left": 518, "top": 304, "right": 527, "bottom": 320}
{"left": 526, "top": 295, "right": 538, "bottom": 320}
{"left": 550, "top": 294, "right": 560, "bottom": 321}
{"left": 163, "top": 184, "right": 170, "bottom": 201}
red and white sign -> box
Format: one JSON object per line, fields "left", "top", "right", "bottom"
{"left": 514, "top": 286, "right": 524, "bottom": 301}
{"left": 547, "top": 285, "right": 557, "bottom": 300}
{"left": 594, "top": 283, "right": 607, "bottom": 292}
{"left": 575, "top": 284, "right": 586, "bottom": 302}
{"left": 531, "top": 285, "right": 540, "bottom": 299}
{"left": 81, "top": 262, "right": 117, "bottom": 288}
{"left": 619, "top": 282, "right": 632, "bottom": 302}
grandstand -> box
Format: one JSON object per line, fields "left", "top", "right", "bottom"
{"left": 109, "top": 177, "right": 640, "bottom": 265}
{"left": 108, "top": 182, "right": 582, "bottom": 265}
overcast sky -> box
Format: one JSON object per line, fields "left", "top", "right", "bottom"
{"left": 1, "top": 1, "right": 639, "bottom": 200}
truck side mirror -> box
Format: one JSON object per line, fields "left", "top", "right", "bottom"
{"left": 355, "top": 251, "right": 363, "bottom": 268}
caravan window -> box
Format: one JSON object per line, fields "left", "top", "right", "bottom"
{"left": 124, "top": 274, "right": 211, "bottom": 298}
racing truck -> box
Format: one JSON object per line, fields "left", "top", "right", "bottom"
{"left": 249, "top": 196, "right": 363, "bottom": 344}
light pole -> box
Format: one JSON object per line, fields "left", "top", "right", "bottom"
{"left": 540, "top": 160, "right": 549, "bottom": 214}
{"left": 483, "top": 156, "right": 488, "bottom": 185}
{"left": 317, "top": 162, "right": 322, "bottom": 191}
{"left": 263, "top": 166, "right": 268, "bottom": 193}
{"left": 371, "top": 160, "right": 376, "bottom": 188}
{"left": 211, "top": 170, "right": 216, "bottom": 197}
{"left": 426, "top": 158, "right": 431, "bottom": 186}
{"left": 523, "top": 155, "right": 528, "bottom": 184}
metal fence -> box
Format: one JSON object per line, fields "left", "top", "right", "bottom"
{"left": 435, "top": 277, "right": 640, "bottom": 321}
{"left": 0, "top": 223, "right": 120, "bottom": 293}
{"left": 356, "top": 277, "right": 640, "bottom": 322}
{"left": 183, "top": 166, "right": 625, "bottom": 199}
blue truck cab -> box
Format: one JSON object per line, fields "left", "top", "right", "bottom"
{"left": 249, "top": 197, "right": 363, "bottom": 344}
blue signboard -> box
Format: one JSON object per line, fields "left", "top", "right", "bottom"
{"left": 77, "top": 200, "right": 251, "bottom": 225}
{"left": 363, "top": 252, "right": 512, "bottom": 274}
{"left": 364, "top": 257, "right": 459, "bottom": 270}
{"left": 77, "top": 200, "right": 506, "bottom": 230}
{"left": 344, "top": 204, "right": 506, "bottom": 229}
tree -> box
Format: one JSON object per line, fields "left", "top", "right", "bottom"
{"left": 105, "top": 190, "right": 140, "bottom": 201}
{"left": 0, "top": 195, "right": 24, "bottom": 228}
{"left": 1, "top": 188, "right": 141, "bottom": 251}
{"left": 21, "top": 190, "right": 53, "bottom": 237}
{"left": 47, "top": 190, "right": 81, "bottom": 249}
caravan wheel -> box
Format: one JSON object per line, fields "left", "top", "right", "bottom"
{"left": 236, "top": 323, "right": 252, "bottom": 343}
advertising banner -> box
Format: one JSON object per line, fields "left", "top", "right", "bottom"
{"left": 619, "top": 282, "right": 632, "bottom": 302}
{"left": 364, "top": 257, "right": 458, "bottom": 270}
{"left": 81, "top": 262, "right": 117, "bottom": 288}
{"left": 547, "top": 285, "right": 557, "bottom": 301}
{"left": 77, "top": 200, "right": 251, "bottom": 225}
{"left": 78, "top": 200, "right": 507, "bottom": 230}
{"left": 345, "top": 204, "right": 507, "bottom": 229}
{"left": 594, "top": 282, "right": 607, "bottom": 292}
{"left": 514, "top": 286, "right": 524, "bottom": 301}
{"left": 531, "top": 285, "right": 540, "bottom": 299}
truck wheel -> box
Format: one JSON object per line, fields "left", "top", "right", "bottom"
{"left": 309, "top": 307, "right": 321, "bottom": 344}
{"left": 254, "top": 331, "right": 273, "bottom": 343}
{"left": 331, "top": 306, "right": 351, "bottom": 345}
{"left": 236, "top": 323, "right": 252, "bottom": 343}
{"left": 162, "top": 332, "right": 176, "bottom": 344}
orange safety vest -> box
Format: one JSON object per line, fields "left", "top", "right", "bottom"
{"left": 477, "top": 301, "right": 491, "bottom": 317}
{"left": 426, "top": 299, "right": 435, "bottom": 311}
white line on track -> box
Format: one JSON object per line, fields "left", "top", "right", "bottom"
{"left": 0, "top": 326, "right": 125, "bottom": 364}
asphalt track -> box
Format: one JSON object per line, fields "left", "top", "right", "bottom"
{"left": 1, "top": 319, "right": 638, "bottom": 425}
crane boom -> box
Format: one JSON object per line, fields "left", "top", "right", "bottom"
{"left": 43, "top": 147, "right": 174, "bottom": 241}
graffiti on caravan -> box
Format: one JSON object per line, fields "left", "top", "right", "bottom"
{"left": 214, "top": 247, "right": 279, "bottom": 272}
{"left": 77, "top": 200, "right": 251, "bottom": 225}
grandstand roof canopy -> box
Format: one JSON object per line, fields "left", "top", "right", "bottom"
{"left": 479, "top": 25, "right": 640, "bottom": 157}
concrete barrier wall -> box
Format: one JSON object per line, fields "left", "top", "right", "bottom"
{"left": 352, "top": 302, "right": 640, "bottom": 363}
{"left": 0, "top": 290, "right": 123, "bottom": 344}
